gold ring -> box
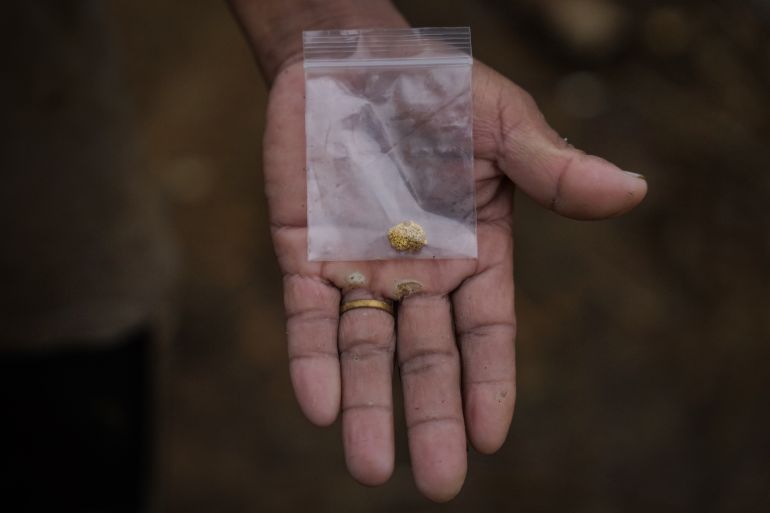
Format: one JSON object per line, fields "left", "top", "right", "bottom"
{"left": 340, "top": 299, "right": 394, "bottom": 316}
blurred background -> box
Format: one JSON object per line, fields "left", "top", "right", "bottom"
{"left": 1, "top": 0, "right": 768, "bottom": 512}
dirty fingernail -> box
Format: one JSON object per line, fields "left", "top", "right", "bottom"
{"left": 622, "top": 171, "right": 646, "bottom": 181}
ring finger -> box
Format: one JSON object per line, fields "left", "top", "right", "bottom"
{"left": 338, "top": 289, "right": 397, "bottom": 485}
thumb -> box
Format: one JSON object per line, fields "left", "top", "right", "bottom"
{"left": 473, "top": 62, "right": 647, "bottom": 220}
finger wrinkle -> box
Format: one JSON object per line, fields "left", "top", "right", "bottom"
{"left": 270, "top": 221, "right": 306, "bottom": 232}
{"left": 407, "top": 415, "right": 464, "bottom": 432}
{"left": 286, "top": 309, "right": 337, "bottom": 325}
{"left": 550, "top": 152, "right": 577, "bottom": 212}
{"left": 457, "top": 321, "right": 516, "bottom": 340}
{"left": 399, "top": 349, "right": 457, "bottom": 377}
{"left": 342, "top": 403, "right": 392, "bottom": 414}
{"left": 475, "top": 183, "right": 515, "bottom": 225}
{"left": 495, "top": 88, "right": 533, "bottom": 165}
{"left": 339, "top": 342, "right": 394, "bottom": 362}
{"left": 288, "top": 350, "right": 338, "bottom": 362}
{"left": 400, "top": 292, "right": 450, "bottom": 305}
{"left": 484, "top": 215, "right": 514, "bottom": 234}
{"left": 494, "top": 85, "right": 515, "bottom": 155}
{"left": 465, "top": 377, "right": 515, "bottom": 387}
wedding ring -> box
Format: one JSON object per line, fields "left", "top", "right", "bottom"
{"left": 340, "top": 299, "right": 395, "bottom": 316}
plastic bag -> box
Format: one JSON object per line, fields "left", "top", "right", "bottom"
{"left": 303, "top": 27, "right": 476, "bottom": 261}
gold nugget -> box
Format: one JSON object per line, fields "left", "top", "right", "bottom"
{"left": 387, "top": 221, "right": 427, "bottom": 252}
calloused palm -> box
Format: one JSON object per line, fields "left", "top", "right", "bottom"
{"left": 263, "top": 60, "right": 646, "bottom": 502}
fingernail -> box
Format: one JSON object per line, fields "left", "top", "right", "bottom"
{"left": 622, "top": 171, "right": 646, "bottom": 181}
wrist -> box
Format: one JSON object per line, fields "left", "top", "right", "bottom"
{"left": 228, "top": 0, "right": 409, "bottom": 83}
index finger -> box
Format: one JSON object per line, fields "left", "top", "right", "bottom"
{"left": 398, "top": 294, "right": 466, "bottom": 503}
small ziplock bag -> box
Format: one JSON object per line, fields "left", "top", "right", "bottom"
{"left": 303, "top": 27, "right": 476, "bottom": 261}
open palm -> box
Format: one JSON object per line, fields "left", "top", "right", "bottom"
{"left": 262, "top": 60, "right": 646, "bottom": 502}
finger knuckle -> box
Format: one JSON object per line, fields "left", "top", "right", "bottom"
{"left": 399, "top": 349, "right": 457, "bottom": 377}
{"left": 339, "top": 340, "right": 394, "bottom": 362}
{"left": 406, "top": 414, "right": 464, "bottom": 432}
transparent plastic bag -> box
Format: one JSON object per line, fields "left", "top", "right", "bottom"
{"left": 303, "top": 27, "right": 476, "bottom": 261}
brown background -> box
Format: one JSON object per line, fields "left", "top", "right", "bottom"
{"left": 80, "top": 0, "right": 770, "bottom": 511}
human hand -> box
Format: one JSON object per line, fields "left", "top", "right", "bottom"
{"left": 262, "top": 59, "right": 646, "bottom": 501}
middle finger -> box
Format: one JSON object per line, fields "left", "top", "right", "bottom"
{"left": 398, "top": 294, "right": 467, "bottom": 502}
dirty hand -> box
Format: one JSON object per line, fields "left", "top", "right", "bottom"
{"left": 262, "top": 58, "right": 647, "bottom": 501}
{"left": 229, "top": 0, "right": 646, "bottom": 501}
